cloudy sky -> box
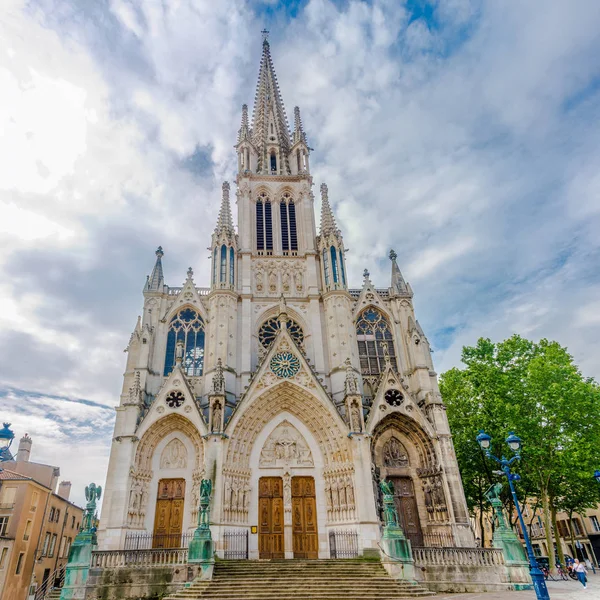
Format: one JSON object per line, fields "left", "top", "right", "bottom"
{"left": 1, "top": 0, "right": 599, "bottom": 507}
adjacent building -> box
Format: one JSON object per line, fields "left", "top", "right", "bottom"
{"left": 0, "top": 424, "right": 83, "bottom": 600}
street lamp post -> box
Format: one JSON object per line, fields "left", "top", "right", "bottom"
{"left": 594, "top": 470, "right": 600, "bottom": 485}
{"left": 476, "top": 430, "right": 550, "bottom": 600}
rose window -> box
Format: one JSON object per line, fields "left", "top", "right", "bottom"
{"left": 165, "top": 390, "right": 185, "bottom": 408}
{"left": 270, "top": 352, "right": 301, "bottom": 378}
{"left": 384, "top": 389, "right": 403, "bottom": 407}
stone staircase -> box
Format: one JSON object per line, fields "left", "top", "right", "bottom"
{"left": 164, "top": 559, "right": 436, "bottom": 600}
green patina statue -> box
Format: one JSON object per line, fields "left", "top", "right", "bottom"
{"left": 485, "top": 482, "right": 508, "bottom": 529}
{"left": 379, "top": 479, "right": 399, "bottom": 528}
{"left": 198, "top": 479, "right": 212, "bottom": 530}
{"left": 82, "top": 483, "right": 102, "bottom": 532}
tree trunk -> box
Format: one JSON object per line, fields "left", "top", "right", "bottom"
{"left": 568, "top": 510, "right": 576, "bottom": 560}
{"left": 541, "top": 486, "right": 556, "bottom": 572}
{"left": 551, "top": 504, "right": 565, "bottom": 567}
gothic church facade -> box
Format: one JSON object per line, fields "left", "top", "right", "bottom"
{"left": 98, "top": 37, "right": 474, "bottom": 558}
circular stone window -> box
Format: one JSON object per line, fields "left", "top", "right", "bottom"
{"left": 270, "top": 352, "right": 301, "bottom": 379}
{"left": 384, "top": 389, "right": 403, "bottom": 407}
{"left": 165, "top": 390, "right": 185, "bottom": 408}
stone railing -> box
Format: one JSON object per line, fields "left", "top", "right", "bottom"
{"left": 167, "top": 286, "right": 210, "bottom": 296}
{"left": 91, "top": 548, "right": 188, "bottom": 568}
{"left": 412, "top": 547, "right": 505, "bottom": 567}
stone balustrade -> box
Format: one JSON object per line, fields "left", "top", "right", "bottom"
{"left": 413, "top": 547, "right": 505, "bottom": 567}
{"left": 91, "top": 548, "right": 188, "bottom": 568}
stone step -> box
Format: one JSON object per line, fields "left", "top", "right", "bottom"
{"left": 163, "top": 560, "right": 435, "bottom": 600}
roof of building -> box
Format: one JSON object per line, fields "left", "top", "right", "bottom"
{"left": 0, "top": 467, "right": 31, "bottom": 481}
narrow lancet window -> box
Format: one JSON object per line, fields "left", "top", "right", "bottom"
{"left": 220, "top": 244, "right": 227, "bottom": 283}
{"left": 280, "top": 201, "right": 289, "bottom": 251}
{"left": 323, "top": 248, "right": 330, "bottom": 285}
{"left": 256, "top": 199, "right": 264, "bottom": 250}
{"left": 229, "top": 247, "right": 235, "bottom": 286}
{"left": 212, "top": 248, "right": 217, "bottom": 285}
{"left": 331, "top": 246, "right": 339, "bottom": 283}
{"left": 280, "top": 194, "right": 297, "bottom": 254}
{"left": 270, "top": 152, "right": 277, "bottom": 173}
{"left": 339, "top": 249, "right": 346, "bottom": 286}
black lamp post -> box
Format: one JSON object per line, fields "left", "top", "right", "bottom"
{"left": 476, "top": 430, "right": 550, "bottom": 600}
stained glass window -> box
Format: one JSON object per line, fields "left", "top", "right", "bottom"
{"left": 258, "top": 317, "right": 304, "bottom": 349}
{"left": 229, "top": 247, "right": 235, "bottom": 286}
{"left": 356, "top": 308, "right": 397, "bottom": 396}
{"left": 331, "top": 246, "right": 339, "bottom": 283}
{"left": 339, "top": 249, "right": 346, "bottom": 286}
{"left": 220, "top": 245, "right": 227, "bottom": 283}
{"left": 164, "top": 308, "right": 205, "bottom": 377}
{"left": 323, "top": 248, "right": 330, "bottom": 285}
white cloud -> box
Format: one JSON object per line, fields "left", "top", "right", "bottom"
{"left": 0, "top": 0, "right": 599, "bottom": 498}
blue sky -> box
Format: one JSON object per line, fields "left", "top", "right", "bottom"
{"left": 1, "top": 0, "right": 600, "bottom": 506}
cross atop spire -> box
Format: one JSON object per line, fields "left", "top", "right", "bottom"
{"left": 319, "top": 183, "right": 340, "bottom": 237}
{"left": 145, "top": 246, "right": 164, "bottom": 292}
{"left": 251, "top": 33, "right": 291, "bottom": 173}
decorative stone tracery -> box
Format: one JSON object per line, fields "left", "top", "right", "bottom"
{"left": 127, "top": 415, "right": 204, "bottom": 528}
{"left": 259, "top": 421, "right": 314, "bottom": 467}
{"left": 323, "top": 463, "right": 357, "bottom": 523}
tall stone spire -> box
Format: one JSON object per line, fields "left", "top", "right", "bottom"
{"left": 237, "top": 104, "right": 250, "bottom": 143}
{"left": 389, "top": 249, "right": 411, "bottom": 296}
{"left": 319, "top": 183, "right": 340, "bottom": 237}
{"left": 145, "top": 246, "right": 164, "bottom": 292}
{"left": 251, "top": 33, "right": 291, "bottom": 173}
{"left": 292, "top": 106, "right": 306, "bottom": 145}
{"left": 214, "top": 182, "right": 235, "bottom": 241}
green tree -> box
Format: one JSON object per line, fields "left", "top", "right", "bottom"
{"left": 440, "top": 335, "right": 600, "bottom": 569}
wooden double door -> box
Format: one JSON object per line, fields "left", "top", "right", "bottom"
{"left": 259, "top": 476, "right": 318, "bottom": 559}
{"left": 153, "top": 478, "right": 185, "bottom": 548}
{"left": 390, "top": 476, "right": 423, "bottom": 546}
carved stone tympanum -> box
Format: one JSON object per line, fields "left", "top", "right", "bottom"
{"left": 259, "top": 421, "right": 313, "bottom": 467}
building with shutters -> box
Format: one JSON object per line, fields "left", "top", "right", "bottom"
{"left": 98, "top": 34, "right": 475, "bottom": 560}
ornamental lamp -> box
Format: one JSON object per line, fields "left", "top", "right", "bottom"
{"left": 594, "top": 470, "right": 600, "bottom": 484}
{"left": 506, "top": 432, "right": 522, "bottom": 453}
{"left": 476, "top": 430, "right": 491, "bottom": 450}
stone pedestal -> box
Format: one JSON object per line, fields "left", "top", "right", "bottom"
{"left": 59, "top": 531, "right": 95, "bottom": 600}
{"left": 381, "top": 525, "right": 416, "bottom": 581}
{"left": 188, "top": 528, "right": 215, "bottom": 579}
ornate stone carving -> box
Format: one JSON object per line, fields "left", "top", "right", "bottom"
{"left": 212, "top": 358, "right": 225, "bottom": 393}
{"left": 259, "top": 421, "right": 314, "bottom": 467}
{"left": 323, "top": 463, "right": 356, "bottom": 523}
{"left": 383, "top": 437, "right": 409, "bottom": 467}
{"left": 344, "top": 358, "right": 359, "bottom": 395}
{"left": 252, "top": 259, "right": 307, "bottom": 297}
{"left": 127, "top": 468, "right": 151, "bottom": 528}
{"left": 222, "top": 469, "right": 251, "bottom": 524}
{"left": 160, "top": 438, "right": 187, "bottom": 469}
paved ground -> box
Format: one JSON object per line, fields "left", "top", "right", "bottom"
{"left": 436, "top": 573, "right": 598, "bottom": 600}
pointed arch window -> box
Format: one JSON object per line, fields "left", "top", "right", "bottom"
{"left": 220, "top": 245, "right": 227, "bottom": 283}
{"left": 356, "top": 307, "right": 397, "bottom": 398}
{"left": 330, "top": 246, "right": 339, "bottom": 283}
{"left": 280, "top": 193, "right": 298, "bottom": 254}
{"left": 212, "top": 248, "right": 217, "bottom": 286}
{"left": 256, "top": 193, "right": 273, "bottom": 254}
{"left": 339, "top": 249, "right": 346, "bottom": 286}
{"left": 322, "top": 248, "right": 330, "bottom": 286}
{"left": 258, "top": 317, "right": 304, "bottom": 349}
{"left": 164, "top": 307, "right": 205, "bottom": 377}
{"left": 270, "top": 152, "right": 277, "bottom": 173}
{"left": 229, "top": 247, "right": 235, "bottom": 286}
